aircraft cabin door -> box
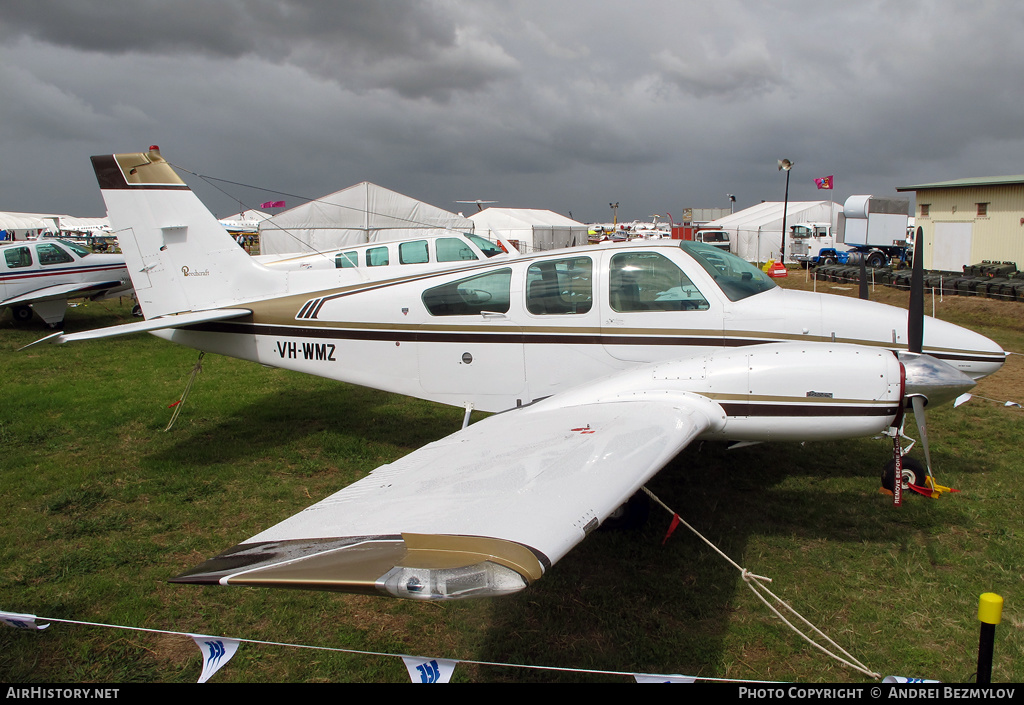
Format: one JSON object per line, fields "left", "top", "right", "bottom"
{"left": 601, "top": 250, "right": 724, "bottom": 362}
{"left": 417, "top": 266, "right": 527, "bottom": 411}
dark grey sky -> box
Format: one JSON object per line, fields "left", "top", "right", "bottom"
{"left": 2, "top": 0, "right": 1022, "bottom": 223}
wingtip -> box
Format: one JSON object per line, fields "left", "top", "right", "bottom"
{"left": 18, "top": 331, "right": 65, "bottom": 351}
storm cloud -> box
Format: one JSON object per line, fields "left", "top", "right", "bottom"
{"left": 2, "top": 0, "right": 1024, "bottom": 223}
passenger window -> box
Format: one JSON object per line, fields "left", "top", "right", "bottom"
{"left": 436, "top": 238, "right": 479, "bottom": 262}
{"left": 609, "top": 252, "right": 709, "bottom": 312}
{"left": 527, "top": 257, "right": 592, "bottom": 315}
{"left": 399, "top": 240, "right": 430, "bottom": 264}
{"left": 36, "top": 243, "right": 75, "bottom": 265}
{"left": 366, "top": 246, "right": 389, "bottom": 267}
{"left": 4, "top": 246, "right": 32, "bottom": 269}
{"left": 335, "top": 251, "right": 358, "bottom": 268}
{"left": 422, "top": 268, "right": 512, "bottom": 316}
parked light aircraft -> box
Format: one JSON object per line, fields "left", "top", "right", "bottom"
{"left": 30, "top": 147, "right": 1005, "bottom": 601}
{"left": 1, "top": 239, "right": 131, "bottom": 327}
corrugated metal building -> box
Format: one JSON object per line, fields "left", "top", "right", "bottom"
{"left": 896, "top": 176, "right": 1024, "bottom": 272}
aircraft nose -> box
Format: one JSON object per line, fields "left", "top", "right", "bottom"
{"left": 899, "top": 352, "right": 977, "bottom": 407}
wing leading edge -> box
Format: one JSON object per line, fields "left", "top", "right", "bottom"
{"left": 173, "top": 391, "right": 723, "bottom": 600}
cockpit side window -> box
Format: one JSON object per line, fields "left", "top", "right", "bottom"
{"left": 4, "top": 246, "right": 32, "bottom": 269}
{"left": 436, "top": 238, "right": 479, "bottom": 262}
{"left": 526, "top": 257, "right": 592, "bottom": 315}
{"left": 422, "top": 268, "right": 512, "bottom": 316}
{"left": 35, "top": 243, "right": 75, "bottom": 265}
{"left": 609, "top": 252, "right": 709, "bottom": 312}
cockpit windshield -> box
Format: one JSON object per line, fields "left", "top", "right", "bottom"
{"left": 465, "top": 234, "right": 505, "bottom": 258}
{"left": 679, "top": 241, "right": 776, "bottom": 301}
{"left": 59, "top": 240, "right": 91, "bottom": 257}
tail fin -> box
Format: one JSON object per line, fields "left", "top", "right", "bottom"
{"left": 92, "top": 147, "right": 281, "bottom": 318}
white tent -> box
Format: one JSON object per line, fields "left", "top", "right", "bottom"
{"left": 468, "top": 208, "right": 587, "bottom": 254}
{"left": 259, "top": 182, "right": 473, "bottom": 255}
{"left": 0, "top": 211, "right": 109, "bottom": 240}
{"left": 705, "top": 201, "right": 840, "bottom": 263}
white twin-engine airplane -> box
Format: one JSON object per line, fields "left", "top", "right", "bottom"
{"left": 1, "top": 238, "right": 132, "bottom": 327}
{"left": 32, "top": 147, "right": 1005, "bottom": 601}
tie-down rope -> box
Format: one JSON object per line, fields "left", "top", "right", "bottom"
{"left": 641, "top": 486, "right": 881, "bottom": 679}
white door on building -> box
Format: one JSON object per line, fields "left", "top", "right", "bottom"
{"left": 932, "top": 222, "right": 973, "bottom": 272}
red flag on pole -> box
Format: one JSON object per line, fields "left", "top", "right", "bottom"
{"left": 814, "top": 176, "right": 834, "bottom": 190}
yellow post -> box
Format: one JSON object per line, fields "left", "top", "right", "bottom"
{"left": 976, "top": 593, "right": 1003, "bottom": 684}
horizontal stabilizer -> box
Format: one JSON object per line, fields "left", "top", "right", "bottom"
{"left": 20, "top": 308, "right": 252, "bottom": 350}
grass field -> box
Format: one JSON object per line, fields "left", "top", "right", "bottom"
{"left": 1, "top": 273, "right": 1021, "bottom": 684}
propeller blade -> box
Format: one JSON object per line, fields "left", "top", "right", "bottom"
{"left": 910, "top": 395, "right": 934, "bottom": 482}
{"left": 908, "top": 226, "right": 925, "bottom": 354}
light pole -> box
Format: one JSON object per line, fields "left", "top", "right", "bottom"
{"left": 609, "top": 202, "right": 619, "bottom": 228}
{"left": 726, "top": 194, "right": 736, "bottom": 214}
{"left": 777, "top": 159, "right": 794, "bottom": 263}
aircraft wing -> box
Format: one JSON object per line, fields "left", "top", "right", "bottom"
{"left": 1, "top": 280, "right": 127, "bottom": 307}
{"left": 172, "top": 388, "right": 722, "bottom": 600}
{"left": 20, "top": 308, "right": 253, "bottom": 349}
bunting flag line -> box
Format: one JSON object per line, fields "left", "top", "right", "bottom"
{"left": 191, "top": 635, "right": 240, "bottom": 683}
{"left": 4, "top": 608, "right": 844, "bottom": 683}
{"left": 634, "top": 673, "right": 697, "bottom": 683}
{"left": 814, "top": 175, "right": 834, "bottom": 190}
{"left": 882, "top": 676, "right": 941, "bottom": 684}
{"left": 402, "top": 656, "right": 458, "bottom": 683}
{"left": 260, "top": 200, "right": 286, "bottom": 208}
{"left": 0, "top": 610, "right": 49, "bottom": 631}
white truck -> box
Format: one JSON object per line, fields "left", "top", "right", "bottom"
{"left": 801, "top": 196, "right": 912, "bottom": 268}
{"left": 693, "top": 229, "right": 731, "bottom": 252}
{"left": 790, "top": 222, "right": 838, "bottom": 265}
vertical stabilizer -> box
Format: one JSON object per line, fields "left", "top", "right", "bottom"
{"left": 92, "top": 147, "right": 281, "bottom": 318}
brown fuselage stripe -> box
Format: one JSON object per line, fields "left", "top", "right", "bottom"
{"left": 180, "top": 320, "right": 1002, "bottom": 364}
{"left": 718, "top": 403, "right": 899, "bottom": 417}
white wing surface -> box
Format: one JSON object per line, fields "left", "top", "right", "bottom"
{"left": 173, "top": 389, "right": 722, "bottom": 600}
{"left": 1, "top": 279, "right": 126, "bottom": 307}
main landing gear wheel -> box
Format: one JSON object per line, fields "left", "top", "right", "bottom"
{"left": 11, "top": 306, "right": 33, "bottom": 324}
{"left": 881, "top": 456, "right": 926, "bottom": 492}
{"left": 601, "top": 491, "right": 651, "bottom": 530}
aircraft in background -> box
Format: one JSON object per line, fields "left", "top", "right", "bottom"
{"left": 1, "top": 239, "right": 132, "bottom": 327}
{"left": 28, "top": 147, "right": 1005, "bottom": 601}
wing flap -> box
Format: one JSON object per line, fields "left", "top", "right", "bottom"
{"left": 173, "top": 393, "right": 717, "bottom": 600}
